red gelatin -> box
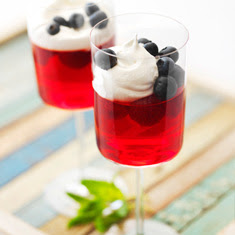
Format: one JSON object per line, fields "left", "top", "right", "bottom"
{"left": 94, "top": 89, "right": 186, "bottom": 167}
{"left": 31, "top": 38, "right": 114, "bottom": 109}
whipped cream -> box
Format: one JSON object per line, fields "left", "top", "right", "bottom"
{"left": 28, "top": 0, "right": 114, "bottom": 51}
{"left": 93, "top": 36, "right": 159, "bottom": 102}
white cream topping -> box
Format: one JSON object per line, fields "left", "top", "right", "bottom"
{"left": 93, "top": 36, "right": 159, "bottom": 102}
{"left": 28, "top": 0, "right": 114, "bottom": 51}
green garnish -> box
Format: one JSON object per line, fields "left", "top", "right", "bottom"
{"left": 66, "top": 179, "right": 130, "bottom": 232}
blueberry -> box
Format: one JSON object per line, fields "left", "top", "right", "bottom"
{"left": 154, "top": 76, "right": 178, "bottom": 101}
{"left": 157, "top": 57, "right": 175, "bottom": 76}
{"left": 94, "top": 48, "right": 117, "bottom": 70}
{"left": 47, "top": 22, "right": 60, "bottom": 35}
{"left": 53, "top": 16, "right": 69, "bottom": 27}
{"left": 69, "top": 13, "right": 84, "bottom": 29}
{"left": 159, "top": 46, "right": 179, "bottom": 62}
{"left": 170, "top": 64, "right": 185, "bottom": 87}
{"left": 85, "top": 2, "right": 100, "bottom": 16}
{"left": 143, "top": 42, "right": 158, "bottom": 56}
{"left": 138, "top": 38, "right": 152, "bottom": 44}
{"left": 90, "top": 11, "right": 108, "bottom": 29}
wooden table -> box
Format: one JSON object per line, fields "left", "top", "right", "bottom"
{"left": 0, "top": 34, "right": 234, "bottom": 235}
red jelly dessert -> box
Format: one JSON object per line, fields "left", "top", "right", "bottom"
{"left": 93, "top": 37, "right": 186, "bottom": 166}
{"left": 94, "top": 89, "right": 185, "bottom": 166}
{"left": 32, "top": 38, "right": 114, "bottom": 109}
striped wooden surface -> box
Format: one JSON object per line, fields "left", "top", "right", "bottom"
{"left": 0, "top": 209, "right": 47, "bottom": 235}
{"left": 0, "top": 34, "right": 235, "bottom": 235}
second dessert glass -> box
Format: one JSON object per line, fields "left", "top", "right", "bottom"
{"left": 27, "top": 0, "right": 116, "bottom": 216}
{"left": 91, "top": 13, "right": 189, "bottom": 234}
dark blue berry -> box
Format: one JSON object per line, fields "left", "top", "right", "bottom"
{"left": 53, "top": 16, "right": 69, "bottom": 27}
{"left": 138, "top": 38, "right": 152, "bottom": 44}
{"left": 144, "top": 42, "right": 159, "bottom": 56}
{"left": 170, "top": 64, "right": 185, "bottom": 87}
{"left": 85, "top": 2, "right": 100, "bottom": 16}
{"left": 157, "top": 57, "right": 175, "bottom": 76}
{"left": 90, "top": 11, "right": 108, "bottom": 29}
{"left": 159, "top": 46, "right": 179, "bottom": 62}
{"left": 69, "top": 13, "right": 84, "bottom": 29}
{"left": 154, "top": 76, "right": 178, "bottom": 101}
{"left": 47, "top": 22, "right": 60, "bottom": 35}
{"left": 94, "top": 48, "right": 117, "bottom": 70}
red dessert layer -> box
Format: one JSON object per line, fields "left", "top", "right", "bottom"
{"left": 31, "top": 37, "right": 114, "bottom": 109}
{"left": 94, "top": 89, "right": 185, "bottom": 166}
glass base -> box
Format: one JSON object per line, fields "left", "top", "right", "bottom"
{"left": 44, "top": 167, "right": 127, "bottom": 217}
{"left": 105, "top": 219, "right": 179, "bottom": 235}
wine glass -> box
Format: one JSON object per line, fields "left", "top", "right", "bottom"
{"left": 90, "top": 13, "right": 189, "bottom": 234}
{"left": 27, "top": 0, "right": 115, "bottom": 216}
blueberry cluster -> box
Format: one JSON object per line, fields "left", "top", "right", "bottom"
{"left": 47, "top": 2, "right": 108, "bottom": 35}
{"left": 94, "top": 37, "right": 185, "bottom": 102}
{"left": 47, "top": 13, "right": 85, "bottom": 35}
{"left": 138, "top": 38, "right": 184, "bottom": 101}
{"left": 155, "top": 51, "right": 184, "bottom": 101}
{"left": 138, "top": 37, "right": 184, "bottom": 101}
{"left": 86, "top": 3, "right": 108, "bottom": 29}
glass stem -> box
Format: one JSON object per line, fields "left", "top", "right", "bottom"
{"left": 74, "top": 110, "right": 86, "bottom": 168}
{"left": 136, "top": 168, "right": 144, "bottom": 235}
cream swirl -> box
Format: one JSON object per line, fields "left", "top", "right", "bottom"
{"left": 28, "top": 0, "right": 114, "bottom": 51}
{"left": 93, "top": 36, "right": 159, "bottom": 102}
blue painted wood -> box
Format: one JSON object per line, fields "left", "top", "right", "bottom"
{"left": 182, "top": 191, "right": 235, "bottom": 235}
{"left": 0, "top": 34, "right": 40, "bottom": 128}
{"left": 185, "top": 92, "right": 222, "bottom": 127}
{"left": 14, "top": 196, "right": 58, "bottom": 228}
{"left": 154, "top": 158, "right": 235, "bottom": 233}
{"left": 0, "top": 118, "right": 75, "bottom": 188}
{"left": 84, "top": 109, "right": 94, "bottom": 129}
{"left": 14, "top": 156, "right": 234, "bottom": 230}
{"left": 0, "top": 110, "right": 94, "bottom": 188}
{"left": 0, "top": 92, "right": 42, "bottom": 128}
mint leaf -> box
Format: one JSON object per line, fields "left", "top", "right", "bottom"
{"left": 81, "top": 179, "right": 124, "bottom": 201}
{"left": 79, "top": 199, "right": 104, "bottom": 213}
{"left": 67, "top": 211, "right": 96, "bottom": 228}
{"left": 67, "top": 179, "right": 130, "bottom": 232}
{"left": 66, "top": 192, "right": 91, "bottom": 204}
{"left": 68, "top": 199, "right": 104, "bottom": 228}
{"left": 95, "top": 200, "right": 129, "bottom": 232}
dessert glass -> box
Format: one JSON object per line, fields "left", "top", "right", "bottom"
{"left": 27, "top": 0, "right": 114, "bottom": 109}
{"left": 91, "top": 13, "right": 189, "bottom": 234}
{"left": 27, "top": 0, "right": 115, "bottom": 216}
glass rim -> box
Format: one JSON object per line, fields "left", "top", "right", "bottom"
{"left": 90, "top": 12, "right": 189, "bottom": 58}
